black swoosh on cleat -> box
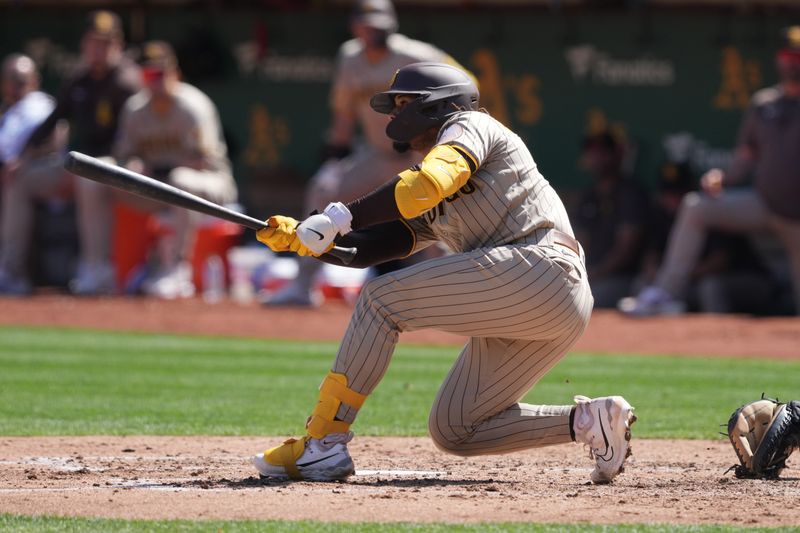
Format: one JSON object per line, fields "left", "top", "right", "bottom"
{"left": 307, "top": 228, "right": 325, "bottom": 241}
{"left": 297, "top": 454, "right": 339, "bottom": 468}
{"left": 595, "top": 408, "right": 614, "bottom": 462}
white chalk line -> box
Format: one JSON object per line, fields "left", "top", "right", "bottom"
{"left": 0, "top": 455, "right": 449, "bottom": 493}
{"left": 354, "top": 469, "right": 444, "bottom": 477}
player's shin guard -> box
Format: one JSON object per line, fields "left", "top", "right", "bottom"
{"left": 306, "top": 371, "right": 367, "bottom": 438}
{"left": 258, "top": 371, "right": 365, "bottom": 480}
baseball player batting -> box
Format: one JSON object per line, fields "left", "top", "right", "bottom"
{"left": 253, "top": 62, "right": 636, "bottom": 484}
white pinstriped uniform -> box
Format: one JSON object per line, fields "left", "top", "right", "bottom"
{"left": 333, "top": 110, "right": 595, "bottom": 455}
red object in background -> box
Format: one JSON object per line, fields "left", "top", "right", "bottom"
{"left": 112, "top": 204, "right": 243, "bottom": 292}
{"left": 318, "top": 283, "right": 362, "bottom": 305}
{"left": 191, "top": 220, "right": 243, "bottom": 291}
{"left": 112, "top": 204, "right": 158, "bottom": 290}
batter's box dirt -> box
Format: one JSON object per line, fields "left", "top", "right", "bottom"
{"left": 0, "top": 436, "right": 798, "bottom": 526}
{"left": 1, "top": 299, "right": 799, "bottom": 526}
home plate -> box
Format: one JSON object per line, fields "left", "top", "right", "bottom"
{"left": 355, "top": 469, "right": 444, "bottom": 477}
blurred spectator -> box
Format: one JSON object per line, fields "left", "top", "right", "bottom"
{"left": 620, "top": 26, "right": 800, "bottom": 316}
{"left": 12, "top": 10, "right": 141, "bottom": 294}
{"left": 628, "top": 162, "right": 773, "bottom": 314}
{"left": 25, "top": 10, "right": 140, "bottom": 159}
{"left": 262, "top": 0, "right": 469, "bottom": 307}
{"left": 0, "top": 54, "right": 58, "bottom": 295}
{"left": 572, "top": 130, "right": 649, "bottom": 308}
{"left": 72, "top": 41, "right": 237, "bottom": 298}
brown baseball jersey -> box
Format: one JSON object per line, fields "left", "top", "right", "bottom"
{"left": 330, "top": 110, "right": 595, "bottom": 455}
{"left": 26, "top": 61, "right": 141, "bottom": 157}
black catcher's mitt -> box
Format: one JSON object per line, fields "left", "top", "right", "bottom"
{"left": 726, "top": 395, "right": 800, "bottom": 479}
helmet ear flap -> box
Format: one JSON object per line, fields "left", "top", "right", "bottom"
{"left": 372, "top": 62, "right": 480, "bottom": 142}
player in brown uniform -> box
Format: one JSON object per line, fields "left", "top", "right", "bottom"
{"left": 21, "top": 10, "right": 141, "bottom": 295}
{"left": 25, "top": 11, "right": 139, "bottom": 161}
{"left": 252, "top": 63, "right": 636, "bottom": 484}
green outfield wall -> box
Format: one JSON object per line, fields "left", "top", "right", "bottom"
{"left": 1, "top": 5, "right": 797, "bottom": 214}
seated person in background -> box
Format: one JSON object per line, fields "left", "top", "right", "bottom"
{"left": 21, "top": 10, "right": 141, "bottom": 293}
{"left": 72, "top": 41, "right": 237, "bottom": 298}
{"left": 0, "top": 54, "right": 60, "bottom": 295}
{"left": 620, "top": 26, "right": 800, "bottom": 316}
{"left": 628, "top": 162, "right": 774, "bottom": 315}
{"left": 572, "top": 130, "right": 649, "bottom": 308}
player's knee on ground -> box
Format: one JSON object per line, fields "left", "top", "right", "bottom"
{"left": 427, "top": 405, "right": 480, "bottom": 457}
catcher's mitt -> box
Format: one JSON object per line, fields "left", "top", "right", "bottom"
{"left": 726, "top": 395, "right": 800, "bottom": 479}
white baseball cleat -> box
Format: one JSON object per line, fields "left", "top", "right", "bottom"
{"left": 142, "top": 261, "right": 196, "bottom": 300}
{"left": 573, "top": 395, "right": 636, "bottom": 484}
{"left": 617, "top": 286, "right": 686, "bottom": 317}
{"left": 251, "top": 432, "right": 355, "bottom": 481}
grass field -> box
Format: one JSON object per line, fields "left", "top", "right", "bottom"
{"left": 0, "top": 325, "right": 797, "bottom": 439}
{"left": 2, "top": 515, "right": 798, "bottom": 533}
{"left": 1, "top": 324, "right": 798, "bottom": 532}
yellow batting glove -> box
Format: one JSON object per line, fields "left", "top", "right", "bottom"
{"left": 256, "top": 215, "right": 299, "bottom": 252}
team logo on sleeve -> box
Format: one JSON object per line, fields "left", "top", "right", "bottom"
{"left": 437, "top": 124, "right": 464, "bottom": 144}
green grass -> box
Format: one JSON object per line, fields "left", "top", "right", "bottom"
{"left": 1, "top": 515, "right": 796, "bottom": 532}
{"left": 1, "top": 326, "right": 797, "bottom": 532}
{"left": 0, "top": 325, "right": 797, "bottom": 439}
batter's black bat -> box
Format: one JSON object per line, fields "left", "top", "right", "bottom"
{"left": 64, "top": 151, "right": 357, "bottom": 265}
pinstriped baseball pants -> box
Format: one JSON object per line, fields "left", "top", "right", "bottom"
{"left": 333, "top": 243, "right": 594, "bottom": 456}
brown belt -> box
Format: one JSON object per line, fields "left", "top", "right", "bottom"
{"left": 551, "top": 229, "right": 581, "bottom": 256}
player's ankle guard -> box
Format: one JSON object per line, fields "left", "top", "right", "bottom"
{"left": 306, "top": 371, "right": 367, "bottom": 438}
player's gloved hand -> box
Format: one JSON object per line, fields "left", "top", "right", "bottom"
{"left": 256, "top": 215, "right": 316, "bottom": 256}
{"left": 297, "top": 202, "right": 353, "bottom": 255}
{"left": 257, "top": 215, "right": 298, "bottom": 252}
{"left": 256, "top": 215, "right": 332, "bottom": 257}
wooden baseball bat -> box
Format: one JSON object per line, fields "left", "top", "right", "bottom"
{"left": 64, "top": 151, "right": 357, "bottom": 265}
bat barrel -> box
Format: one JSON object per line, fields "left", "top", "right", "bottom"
{"left": 64, "top": 151, "right": 268, "bottom": 231}
{"left": 64, "top": 151, "right": 357, "bottom": 265}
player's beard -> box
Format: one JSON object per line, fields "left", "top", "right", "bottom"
{"left": 408, "top": 127, "right": 440, "bottom": 154}
{"left": 392, "top": 142, "right": 410, "bottom": 153}
{"left": 392, "top": 127, "right": 439, "bottom": 154}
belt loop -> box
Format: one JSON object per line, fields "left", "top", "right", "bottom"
{"left": 550, "top": 229, "right": 581, "bottom": 257}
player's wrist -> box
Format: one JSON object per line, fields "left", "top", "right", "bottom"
{"left": 323, "top": 202, "right": 353, "bottom": 235}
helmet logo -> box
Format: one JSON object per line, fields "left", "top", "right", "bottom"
{"left": 389, "top": 69, "right": 399, "bottom": 87}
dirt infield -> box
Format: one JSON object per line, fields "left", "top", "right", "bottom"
{"left": 0, "top": 295, "right": 798, "bottom": 359}
{"left": 0, "top": 436, "right": 798, "bottom": 526}
{"left": 0, "top": 296, "right": 799, "bottom": 526}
